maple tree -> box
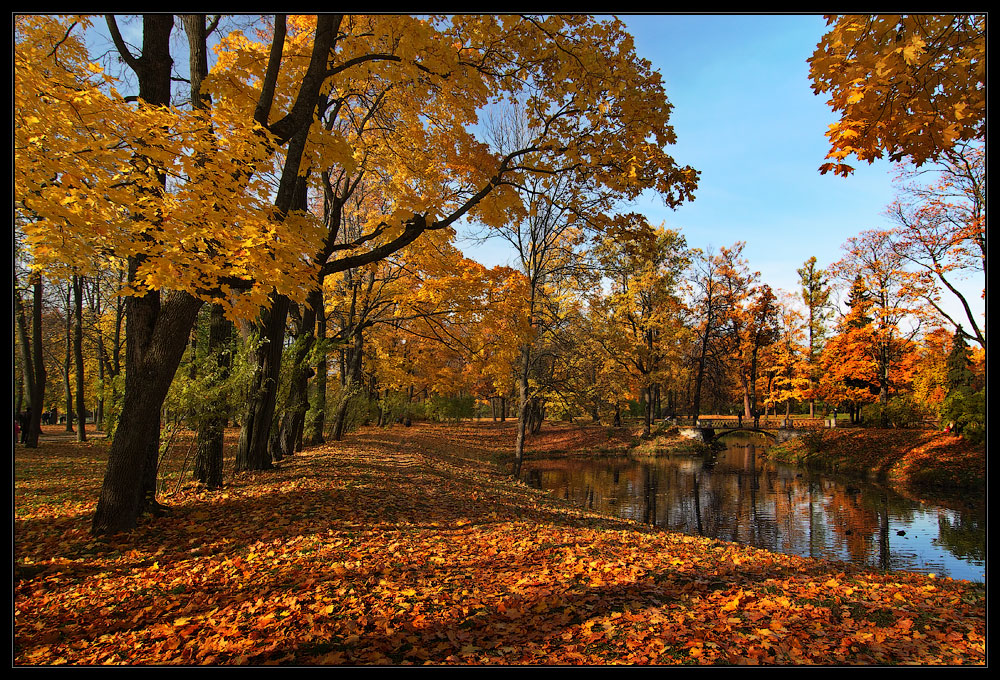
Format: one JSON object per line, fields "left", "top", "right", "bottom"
{"left": 809, "top": 14, "right": 985, "bottom": 177}
{"left": 590, "top": 218, "right": 689, "bottom": 435}
{"left": 16, "top": 14, "right": 700, "bottom": 532}
{"left": 16, "top": 14, "right": 351, "bottom": 532}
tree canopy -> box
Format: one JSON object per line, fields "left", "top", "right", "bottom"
{"left": 809, "top": 14, "right": 985, "bottom": 177}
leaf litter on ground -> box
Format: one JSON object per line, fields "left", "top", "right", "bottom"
{"left": 14, "top": 422, "right": 985, "bottom": 665}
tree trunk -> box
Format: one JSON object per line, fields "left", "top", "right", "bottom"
{"left": 15, "top": 276, "right": 46, "bottom": 448}
{"left": 278, "top": 300, "right": 317, "bottom": 457}
{"left": 236, "top": 292, "right": 290, "bottom": 471}
{"left": 193, "top": 303, "right": 233, "bottom": 489}
{"left": 92, "top": 13, "right": 339, "bottom": 532}
{"left": 73, "top": 274, "right": 87, "bottom": 442}
{"left": 307, "top": 288, "right": 327, "bottom": 445}
{"left": 91, "top": 288, "right": 203, "bottom": 535}
{"left": 513, "top": 345, "right": 531, "bottom": 477}
{"left": 332, "top": 328, "right": 364, "bottom": 441}
{"left": 63, "top": 282, "right": 74, "bottom": 432}
{"left": 91, "top": 13, "right": 185, "bottom": 536}
{"left": 642, "top": 384, "right": 653, "bottom": 436}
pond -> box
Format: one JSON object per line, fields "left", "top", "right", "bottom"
{"left": 522, "top": 435, "right": 985, "bottom": 582}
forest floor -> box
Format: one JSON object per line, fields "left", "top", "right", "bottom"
{"left": 14, "top": 421, "right": 986, "bottom": 666}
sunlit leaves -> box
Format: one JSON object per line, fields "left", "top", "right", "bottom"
{"left": 15, "top": 16, "right": 327, "bottom": 319}
{"left": 14, "top": 425, "right": 986, "bottom": 665}
{"left": 809, "top": 14, "right": 985, "bottom": 175}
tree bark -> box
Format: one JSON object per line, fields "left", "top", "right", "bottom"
{"left": 307, "top": 288, "right": 327, "bottom": 445}
{"left": 92, "top": 14, "right": 198, "bottom": 536}
{"left": 278, "top": 300, "right": 317, "bottom": 456}
{"left": 63, "top": 281, "right": 74, "bottom": 432}
{"left": 236, "top": 292, "right": 290, "bottom": 471}
{"left": 92, "top": 288, "right": 203, "bottom": 534}
{"left": 332, "top": 328, "right": 364, "bottom": 441}
{"left": 194, "top": 303, "right": 232, "bottom": 489}
{"left": 73, "top": 274, "right": 87, "bottom": 441}
{"left": 513, "top": 344, "right": 531, "bottom": 477}
{"left": 15, "top": 276, "right": 46, "bottom": 448}
{"left": 92, "top": 14, "right": 340, "bottom": 531}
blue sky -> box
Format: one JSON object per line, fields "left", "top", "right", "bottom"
{"left": 458, "top": 14, "right": 900, "bottom": 306}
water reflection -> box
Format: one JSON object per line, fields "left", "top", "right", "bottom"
{"left": 522, "top": 437, "right": 985, "bottom": 582}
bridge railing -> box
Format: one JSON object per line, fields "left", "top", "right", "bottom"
{"left": 678, "top": 416, "right": 833, "bottom": 429}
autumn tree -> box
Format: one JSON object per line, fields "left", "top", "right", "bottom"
{"left": 17, "top": 14, "right": 697, "bottom": 529}
{"left": 494, "top": 168, "right": 585, "bottom": 473}
{"left": 809, "top": 14, "right": 985, "bottom": 177}
{"left": 16, "top": 14, "right": 338, "bottom": 532}
{"left": 908, "top": 327, "right": 952, "bottom": 418}
{"left": 833, "top": 230, "right": 930, "bottom": 426}
{"left": 228, "top": 14, "right": 700, "bottom": 469}
{"left": 761, "top": 291, "right": 810, "bottom": 419}
{"left": 885, "top": 139, "right": 985, "bottom": 348}
{"left": 715, "top": 243, "right": 779, "bottom": 427}
{"left": 797, "top": 256, "right": 832, "bottom": 416}
{"left": 590, "top": 218, "right": 689, "bottom": 435}
{"left": 816, "top": 276, "right": 880, "bottom": 422}
{"left": 683, "top": 247, "right": 732, "bottom": 419}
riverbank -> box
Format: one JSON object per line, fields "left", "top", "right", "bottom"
{"left": 15, "top": 423, "right": 985, "bottom": 665}
{"left": 763, "top": 428, "right": 985, "bottom": 494}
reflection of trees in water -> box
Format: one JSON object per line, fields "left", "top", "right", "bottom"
{"left": 522, "top": 443, "right": 984, "bottom": 577}
{"left": 936, "top": 512, "right": 986, "bottom": 563}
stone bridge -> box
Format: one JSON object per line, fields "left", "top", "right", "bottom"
{"left": 677, "top": 419, "right": 809, "bottom": 444}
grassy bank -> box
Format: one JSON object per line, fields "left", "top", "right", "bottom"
{"left": 764, "top": 428, "right": 986, "bottom": 493}
{"left": 14, "top": 422, "right": 985, "bottom": 665}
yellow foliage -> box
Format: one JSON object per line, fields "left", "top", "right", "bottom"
{"left": 810, "top": 14, "right": 985, "bottom": 174}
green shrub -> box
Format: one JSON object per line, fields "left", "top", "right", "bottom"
{"left": 942, "top": 388, "right": 985, "bottom": 445}
{"left": 424, "top": 395, "right": 475, "bottom": 422}
{"left": 885, "top": 395, "right": 929, "bottom": 428}
{"left": 860, "top": 402, "right": 885, "bottom": 427}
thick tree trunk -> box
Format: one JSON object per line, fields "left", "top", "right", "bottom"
{"left": 92, "top": 14, "right": 339, "bottom": 531}
{"left": 236, "top": 293, "right": 290, "bottom": 471}
{"left": 277, "top": 300, "right": 316, "bottom": 457}
{"left": 73, "top": 275, "right": 87, "bottom": 442}
{"left": 92, "top": 288, "right": 203, "bottom": 535}
{"left": 16, "top": 277, "right": 46, "bottom": 448}
{"left": 91, "top": 14, "right": 183, "bottom": 536}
